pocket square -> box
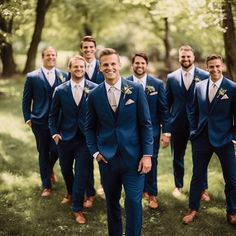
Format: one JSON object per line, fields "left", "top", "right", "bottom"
{"left": 150, "top": 91, "right": 158, "bottom": 96}
{"left": 125, "top": 99, "right": 135, "bottom": 105}
{"left": 221, "top": 94, "right": 229, "bottom": 100}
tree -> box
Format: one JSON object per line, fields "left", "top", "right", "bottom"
{"left": 23, "top": 0, "right": 52, "bottom": 74}
{"left": 222, "top": 0, "right": 236, "bottom": 81}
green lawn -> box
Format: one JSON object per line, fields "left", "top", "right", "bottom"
{"left": 0, "top": 77, "right": 235, "bottom": 235}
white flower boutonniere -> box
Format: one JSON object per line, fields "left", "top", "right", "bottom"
{"left": 58, "top": 73, "right": 66, "bottom": 83}
{"left": 194, "top": 76, "right": 201, "bottom": 83}
{"left": 122, "top": 85, "right": 133, "bottom": 99}
{"left": 145, "top": 85, "right": 156, "bottom": 94}
{"left": 217, "top": 88, "right": 227, "bottom": 98}
{"left": 83, "top": 86, "right": 90, "bottom": 97}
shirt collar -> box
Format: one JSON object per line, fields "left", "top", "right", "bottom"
{"left": 42, "top": 66, "right": 55, "bottom": 75}
{"left": 86, "top": 59, "right": 96, "bottom": 68}
{"left": 133, "top": 74, "right": 147, "bottom": 86}
{"left": 71, "top": 78, "right": 85, "bottom": 89}
{"left": 209, "top": 75, "right": 223, "bottom": 88}
{"left": 181, "top": 66, "right": 195, "bottom": 78}
{"left": 105, "top": 77, "right": 122, "bottom": 93}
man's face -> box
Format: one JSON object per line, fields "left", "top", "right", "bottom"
{"left": 207, "top": 59, "right": 223, "bottom": 82}
{"left": 179, "top": 50, "right": 195, "bottom": 70}
{"left": 132, "top": 56, "right": 147, "bottom": 77}
{"left": 69, "top": 59, "right": 86, "bottom": 81}
{"left": 99, "top": 54, "right": 121, "bottom": 84}
{"left": 81, "top": 41, "right": 96, "bottom": 61}
{"left": 42, "top": 48, "right": 57, "bottom": 69}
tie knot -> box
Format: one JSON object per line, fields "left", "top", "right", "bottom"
{"left": 110, "top": 86, "right": 116, "bottom": 92}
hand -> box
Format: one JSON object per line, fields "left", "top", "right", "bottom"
{"left": 160, "top": 134, "right": 170, "bottom": 148}
{"left": 96, "top": 153, "right": 108, "bottom": 164}
{"left": 138, "top": 156, "right": 152, "bottom": 174}
{"left": 27, "top": 120, "right": 32, "bottom": 128}
{"left": 53, "top": 134, "right": 62, "bottom": 144}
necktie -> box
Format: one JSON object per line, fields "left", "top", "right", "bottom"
{"left": 137, "top": 79, "right": 144, "bottom": 89}
{"left": 183, "top": 72, "right": 191, "bottom": 90}
{"left": 208, "top": 83, "right": 217, "bottom": 103}
{"left": 73, "top": 85, "right": 82, "bottom": 105}
{"left": 108, "top": 86, "right": 117, "bottom": 112}
{"left": 47, "top": 71, "right": 55, "bottom": 86}
{"left": 86, "top": 64, "right": 93, "bottom": 79}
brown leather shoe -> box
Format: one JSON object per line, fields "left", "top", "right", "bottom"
{"left": 74, "top": 212, "right": 86, "bottom": 224}
{"left": 61, "top": 194, "right": 72, "bottom": 204}
{"left": 149, "top": 196, "right": 158, "bottom": 209}
{"left": 227, "top": 214, "right": 236, "bottom": 225}
{"left": 182, "top": 210, "right": 198, "bottom": 224}
{"left": 51, "top": 173, "right": 58, "bottom": 184}
{"left": 143, "top": 192, "right": 150, "bottom": 201}
{"left": 201, "top": 190, "right": 210, "bottom": 202}
{"left": 41, "top": 188, "right": 51, "bottom": 197}
{"left": 83, "top": 196, "right": 95, "bottom": 208}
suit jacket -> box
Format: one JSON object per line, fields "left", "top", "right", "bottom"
{"left": 189, "top": 77, "right": 236, "bottom": 147}
{"left": 126, "top": 75, "right": 171, "bottom": 138}
{"left": 85, "top": 60, "right": 104, "bottom": 84}
{"left": 49, "top": 79, "right": 97, "bottom": 141}
{"left": 22, "top": 68, "right": 68, "bottom": 126}
{"left": 85, "top": 79, "right": 153, "bottom": 169}
{"left": 166, "top": 67, "right": 209, "bottom": 133}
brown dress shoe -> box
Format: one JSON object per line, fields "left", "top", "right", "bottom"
{"left": 143, "top": 192, "right": 150, "bottom": 201}
{"left": 182, "top": 210, "right": 198, "bottom": 224}
{"left": 61, "top": 194, "right": 72, "bottom": 204}
{"left": 83, "top": 196, "right": 95, "bottom": 208}
{"left": 41, "top": 188, "right": 51, "bottom": 197}
{"left": 51, "top": 173, "right": 58, "bottom": 184}
{"left": 149, "top": 196, "right": 158, "bottom": 209}
{"left": 201, "top": 190, "right": 210, "bottom": 202}
{"left": 227, "top": 214, "right": 236, "bottom": 225}
{"left": 74, "top": 212, "right": 86, "bottom": 224}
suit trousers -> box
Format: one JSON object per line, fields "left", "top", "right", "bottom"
{"left": 171, "top": 130, "right": 208, "bottom": 190}
{"left": 31, "top": 123, "right": 58, "bottom": 189}
{"left": 98, "top": 152, "right": 144, "bottom": 236}
{"left": 144, "top": 136, "right": 160, "bottom": 196}
{"left": 58, "top": 136, "right": 90, "bottom": 212}
{"left": 190, "top": 130, "right": 236, "bottom": 214}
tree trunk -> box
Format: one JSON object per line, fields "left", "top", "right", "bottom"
{"left": 23, "top": 0, "right": 52, "bottom": 74}
{"left": 222, "top": 0, "right": 236, "bottom": 82}
{"left": 163, "top": 17, "right": 171, "bottom": 72}
{"left": 0, "top": 16, "right": 17, "bottom": 77}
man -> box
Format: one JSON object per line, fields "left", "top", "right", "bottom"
{"left": 22, "top": 46, "right": 68, "bottom": 197}
{"left": 183, "top": 54, "right": 236, "bottom": 225}
{"left": 80, "top": 35, "right": 105, "bottom": 206}
{"left": 127, "top": 52, "right": 171, "bottom": 209}
{"left": 85, "top": 48, "right": 153, "bottom": 236}
{"left": 166, "top": 45, "right": 210, "bottom": 200}
{"left": 49, "top": 55, "right": 97, "bottom": 224}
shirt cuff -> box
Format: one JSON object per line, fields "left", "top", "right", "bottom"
{"left": 163, "top": 132, "right": 171, "bottom": 137}
{"left": 26, "top": 120, "right": 31, "bottom": 124}
{"left": 93, "top": 151, "right": 99, "bottom": 159}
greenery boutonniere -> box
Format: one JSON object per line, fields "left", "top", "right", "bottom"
{"left": 145, "top": 85, "right": 156, "bottom": 94}
{"left": 217, "top": 88, "right": 227, "bottom": 98}
{"left": 194, "top": 76, "right": 201, "bottom": 83}
{"left": 122, "top": 85, "right": 133, "bottom": 99}
{"left": 58, "top": 73, "right": 66, "bottom": 83}
{"left": 83, "top": 86, "right": 90, "bottom": 96}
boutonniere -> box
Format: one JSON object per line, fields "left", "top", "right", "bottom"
{"left": 122, "top": 85, "right": 133, "bottom": 99}
{"left": 145, "top": 85, "right": 156, "bottom": 94}
{"left": 217, "top": 88, "right": 227, "bottom": 98}
{"left": 194, "top": 76, "right": 201, "bottom": 83}
{"left": 58, "top": 73, "right": 66, "bottom": 83}
{"left": 83, "top": 86, "right": 90, "bottom": 97}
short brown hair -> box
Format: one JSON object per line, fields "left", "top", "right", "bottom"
{"left": 42, "top": 46, "right": 57, "bottom": 57}
{"left": 206, "top": 54, "right": 223, "bottom": 65}
{"left": 132, "top": 52, "right": 148, "bottom": 64}
{"left": 68, "top": 55, "right": 86, "bottom": 68}
{"left": 98, "top": 48, "right": 120, "bottom": 61}
{"left": 179, "top": 45, "right": 194, "bottom": 54}
{"left": 80, "top": 36, "right": 96, "bottom": 48}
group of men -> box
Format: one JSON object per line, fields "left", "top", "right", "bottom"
{"left": 22, "top": 35, "right": 236, "bottom": 236}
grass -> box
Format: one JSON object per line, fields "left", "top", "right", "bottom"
{"left": 0, "top": 77, "right": 235, "bottom": 236}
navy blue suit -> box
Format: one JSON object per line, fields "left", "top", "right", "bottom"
{"left": 85, "top": 59, "right": 104, "bottom": 84}
{"left": 85, "top": 79, "right": 153, "bottom": 236}
{"left": 49, "top": 79, "right": 97, "bottom": 212}
{"left": 22, "top": 68, "right": 68, "bottom": 189}
{"left": 188, "top": 77, "right": 236, "bottom": 214}
{"left": 166, "top": 67, "right": 209, "bottom": 189}
{"left": 127, "top": 75, "right": 171, "bottom": 196}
